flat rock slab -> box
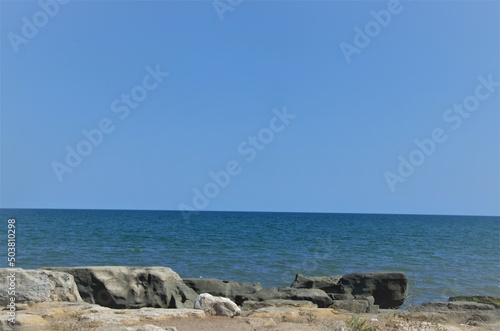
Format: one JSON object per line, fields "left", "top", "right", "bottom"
{"left": 449, "top": 296, "right": 500, "bottom": 308}
{"left": 249, "top": 307, "right": 301, "bottom": 319}
{"left": 79, "top": 312, "right": 141, "bottom": 325}
{"left": 0, "top": 301, "right": 206, "bottom": 331}
{"left": 418, "top": 301, "right": 496, "bottom": 312}
{"left": 447, "top": 301, "right": 496, "bottom": 311}
{"left": 415, "top": 301, "right": 499, "bottom": 325}
{"left": 79, "top": 307, "right": 206, "bottom": 321}
{"left": 62, "top": 307, "right": 206, "bottom": 327}
{"left": 331, "top": 299, "right": 379, "bottom": 314}
{"left": 95, "top": 326, "right": 178, "bottom": 331}
{"left": 237, "top": 287, "right": 333, "bottom": 308}
{"left": 242, "top": 299, "right": 318, "bottom": 310}
{"left": 248, "top": 307, "right": 338, "bottom": 319}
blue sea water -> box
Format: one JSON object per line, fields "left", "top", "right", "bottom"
{"left": 0, "top": 209, "right": 499, "bottom": 306}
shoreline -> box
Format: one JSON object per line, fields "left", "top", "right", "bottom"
{"left": 1, "top": 266, "right": 499, "bottom": 330}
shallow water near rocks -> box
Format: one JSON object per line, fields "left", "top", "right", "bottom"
{"left": 1, "top": 209, "right": 498, "bottom": 306}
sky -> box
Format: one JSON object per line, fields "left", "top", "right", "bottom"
{"left": 1, "top": 0, "right": 499, "bottom": 216}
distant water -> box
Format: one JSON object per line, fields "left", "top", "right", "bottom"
{"left": 1, "top": 209, "right": 499, "bottom": 306}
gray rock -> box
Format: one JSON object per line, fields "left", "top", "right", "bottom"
{"left": 194, "top": 293, "right": 241, "bottom": 317}
{"left": 237, "top": 287, "right": 333, "bottom": 308}
{"left": 48, "top": 266, "right": 197, "bottom": 309}
{"left": 330, "top": 299, "right": 370, "bottom": 313}
{"left": 183, "top": 278, "right": 262, "bottom": 302}
{"left": 290, "top": 274, "right": 342, "bottom": 293}
{"left": 0, "top": 268, "right": 82, "bottom": 305}
{"left": 328, "top": 295, "right": 378, "bottom": 313}
{"left": 355, "top": 295, "right": 375, "bottom": 306}
{"left": 338, "top": 272, "right": 408, "bottom": 309}
{"left": 290, "top": 272, "right": 407, "bottom": 309}
{"left": 328, "top": 293, "right": 354, "bottom": 301}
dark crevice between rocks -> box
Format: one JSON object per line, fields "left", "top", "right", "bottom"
{"left": 168, "top": 294, "right": 177, "bottom": 308}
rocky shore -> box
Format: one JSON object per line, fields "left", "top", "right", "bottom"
{"left": 1, "top": 267, "right": 498, "bottom": 331}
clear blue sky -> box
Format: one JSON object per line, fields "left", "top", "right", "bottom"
{"left": 1, "top": 0, "right": 499, "bottom": 216}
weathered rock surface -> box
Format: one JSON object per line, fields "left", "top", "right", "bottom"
{"left": 236, "top": 287, "right": 333, "bottom": 308}
{"left": 417, "top": 301, "right": 497, "bottom": 312}
{"left": 447, "top": 301, "right": 496, "bottom": 311}
{"left": 336, "top": 272, "right": 408, "bottom": 309}
{"left": 356, "top": 295, "right": 375, "bottom": 306}
{"left": 449, "top": 296, "right": 500, "bottom": 308}
{"left": 416, "top": 301, "right": 499, "bottom": 324}
{"left": 417, "top": 301, "right": 450, "bottom": 311}
{"left": 291, "top": 274, "right": 342, "bottom": 293}
{"left": 241, "top": 299, "right": 318, "bottom": 310}
{"left": 48, "top": 266, "right": 197, "bottom": 309}
{"left": 80, "top": 307, "right": 206, "bottom": 322}
{"left": 194, "top": 293, "right": 241, "bottom": 317}
{"left": 183, "top": 278, "right": 262, "bottom": 302}
{"left": 248, "top": 307, "right": 338, "bottom": 319}
{"left": 330, "top": 299, "right": 379, "bottom": 313}
{"left": 96, "top": 326, "right": 178, "bottom": 331}
{"left": 0, "top": 268, "right": 82, "bottom": 305}
{"left": 328, "top": 293, "right": 354, "bottom": 301}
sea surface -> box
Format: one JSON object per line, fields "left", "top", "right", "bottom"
{"left": 1, "top": 209, "right": 499, "bottom": 306}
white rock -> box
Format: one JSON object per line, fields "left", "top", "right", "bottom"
{"left": 194, "top": 293, "right": 241, "bottom": 317}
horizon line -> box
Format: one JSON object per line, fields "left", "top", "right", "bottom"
{"left": 0, "top": 207, "right": 498, "bottom": 218}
